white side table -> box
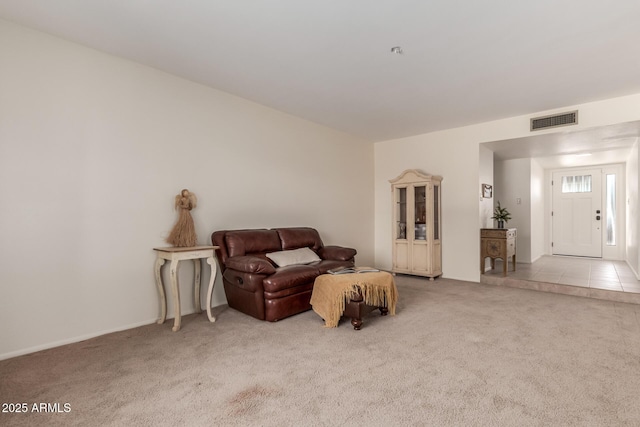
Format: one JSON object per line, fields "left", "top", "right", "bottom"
{"left": 153, "top": 245, "right": 219, "bottom": 331}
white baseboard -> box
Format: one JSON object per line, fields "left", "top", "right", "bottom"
{"left": 626, "top": 259, "right": 640, "bottom": 280}
{"left": 530, "top": 254, "right": 543, "bottom": 263}
{"left": 0, "top": 318, "right": 158, "bottom": 361}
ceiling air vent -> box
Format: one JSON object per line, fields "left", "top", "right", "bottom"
{"left": 530, "top": 110, "right": 578, "bottom": 131}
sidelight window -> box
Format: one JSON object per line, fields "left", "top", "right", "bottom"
{"left": 606, "top": 174, "right": 616, "bottom": 246}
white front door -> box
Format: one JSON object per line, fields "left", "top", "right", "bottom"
{"left": 552, "top": 168, "right": 602, "bottom": 257}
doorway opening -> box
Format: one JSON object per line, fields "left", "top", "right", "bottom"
{"left": 551, "top": 164, "right": 624, "bottom": 260}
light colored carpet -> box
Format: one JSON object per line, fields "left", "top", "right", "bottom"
{"left": 1, "top": 275, "right": 639, "bottom": 426}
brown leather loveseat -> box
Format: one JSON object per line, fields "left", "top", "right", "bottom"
{"left": 211, "top": 227, "right": 356, "bottom": 321}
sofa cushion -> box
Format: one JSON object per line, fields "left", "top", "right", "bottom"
{"left": 263, "top": 265, "right": 319, "bottom": 293}
{"left": 225, "top": 229, "right": 282, "bottom": 258}
{"left": 225, "top": 255, "right": 277, "bottom": 274}
{"left": 275, "top": 227, "right": 324, "bottom": 252}
{"left": 318, "top": 245, "right": 357, "bottom": 261}
{"left": 266, "top": 247, "right": 321, "bottom": 267}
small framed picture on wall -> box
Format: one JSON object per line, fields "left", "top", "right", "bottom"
{"left": 482, "top": 183, "right": 492, "bottom": 199}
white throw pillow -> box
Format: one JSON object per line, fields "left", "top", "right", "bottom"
{"left": 266, "top": 247, "right": 320, "bottom": 267}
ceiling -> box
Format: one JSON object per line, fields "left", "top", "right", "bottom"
{"left": 483, "top": 120, "right": 640, "bottom": 168}
{"left": 1, "top": 0, "right": 640, "bottom": 153}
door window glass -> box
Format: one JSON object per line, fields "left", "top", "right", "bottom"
{"left": 433, "top": 185, "right": 439, "bottom": 240}
{"left": 395, "top": 188, "right": 406, "bottom": 239}
{"left": 561, "top": 175, "right": 592, "bottom": 193}
{"left": 414, "top": 186, "right": 426, "bottom": 240}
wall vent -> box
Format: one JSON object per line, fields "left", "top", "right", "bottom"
{"left": 530, "top": 110, "right": 578, "bottom": 131}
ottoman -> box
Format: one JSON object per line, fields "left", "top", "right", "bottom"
{"left": 310, "top": 271, "right": 398, "bottom": 330}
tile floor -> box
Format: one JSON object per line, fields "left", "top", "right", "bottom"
{"left": 485, "top": 255, "right": 640, "bottom": 294}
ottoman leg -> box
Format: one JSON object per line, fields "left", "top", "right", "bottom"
{"left": 351, "top": 317, "right": 363, "bottom": 330}
{"left": 380, "top": 307, "right": 389, "bottom": 316}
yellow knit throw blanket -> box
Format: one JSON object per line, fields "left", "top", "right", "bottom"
{"left": 310, "top": 271, "right": 398, "bottom": 328}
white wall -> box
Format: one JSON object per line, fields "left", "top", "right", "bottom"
{"left": 530, "top": 159, "right": 545, "bottom": 262}
{"left": 0, "top": 20, "right": 374, "bottom": 359}
{"left": 627, "top": 142, "right": 639, "bottom": 276}
{"left": 494, "top": 158, "right": 532, "bottom": 262}
{"left": 478, "top": 146, "right": 494, "bottom": 228}
{"left": 375, "top": 94, "right": 640, "bottom": 281}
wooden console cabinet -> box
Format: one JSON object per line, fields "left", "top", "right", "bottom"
{"left": 480, "top": 228, "right": 516, "bottom": 276}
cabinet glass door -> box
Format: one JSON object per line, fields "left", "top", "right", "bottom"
{"left": 433, "top": 184, "right": 440, "bottom": 240}
{"left": 414, "top": 185, "right": 426, "bottom": 240}
{"left": 395, "top": 187, "right": 407, "bottom": 239}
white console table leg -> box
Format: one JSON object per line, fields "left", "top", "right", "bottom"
{"left": 206, "top": 256, "right": 218, "bottom": 322}
{"left": 154, "top": 258, "right": 167, "bottom": 324}
{"left": 170, "top": 258, "right": 181, "bottom": 332}
{"left": 193, "top": 259, "right": 202, "bottom": 313}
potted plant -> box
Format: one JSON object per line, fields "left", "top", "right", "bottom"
{"left": 491, "top": 201, "right": 511, "bottom": 229}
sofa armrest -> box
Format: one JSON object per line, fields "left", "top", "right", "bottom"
{"left": 225, "top": 256, "right": 276, "bottom": 275}
{"left": 318, "top": 246, "right": 357, "bottom": 261}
